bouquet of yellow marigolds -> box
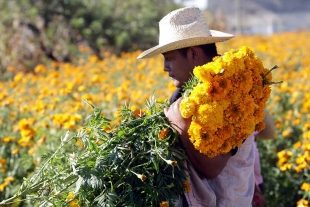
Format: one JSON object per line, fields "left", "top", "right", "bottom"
{"left": 0, "top": 98, "right": 188, "bottom": 207}
{"left": 180, "top": 46, "right": 279, "bottom": 157}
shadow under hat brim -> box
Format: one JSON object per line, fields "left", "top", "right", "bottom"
{"left": 137, "top": 32, "right": 234, "bottom": 59}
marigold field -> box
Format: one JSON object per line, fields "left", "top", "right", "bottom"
{"left": 1, "top": 31, "right": 310, "bottom": 207}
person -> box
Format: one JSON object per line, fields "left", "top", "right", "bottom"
{"left": 137, "top": 7, "right": 255, "bottom": 207}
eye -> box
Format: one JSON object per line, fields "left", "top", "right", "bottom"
{"left": 164, "top": 56, "right": 175, "bottom": 61}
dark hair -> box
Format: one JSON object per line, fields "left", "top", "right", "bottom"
{"left": 178, "top": 43, "right": 218, "bottom": 58}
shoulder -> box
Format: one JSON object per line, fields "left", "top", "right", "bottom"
{"left": 169, "top": 88, "right": 183, "bottom": 104}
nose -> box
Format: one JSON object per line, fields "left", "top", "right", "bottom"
{"left": 163, "top": 61, "right": 170, "bottom": 72}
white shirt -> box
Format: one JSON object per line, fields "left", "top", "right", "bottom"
{"left": 176, "top": 134, "right": 255, "bottom": 207}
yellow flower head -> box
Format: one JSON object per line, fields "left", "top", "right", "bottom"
{"left": 1, "top": 136, "right": 15, "bottom": 143}
{"left": 301, "top": 182, "right": 310, "bottom": 191}
{"left": 180, "top": 97, "right": 196, "bottom": 118}
{"left": 297, "top": 199, "right": 309, "bottom": 207}
{"left": 196, "top": 103, "right": 224, "bottom": 130}
{"left": 66, "top": 192, "right": 75, "bottom": 201}
{"left": 180, "top": 46, "right": 273, "bottom": 157}
{"left": 190, "top": 83, "right": 211, "bottom": 105}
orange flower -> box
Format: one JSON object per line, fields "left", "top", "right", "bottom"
{"left": 11, "top": 148, "right": 19, "bottom": 155}
{"left": 1, "top": 136, "right": 15, "bottom": 143}
{"left": 158, "top": 128, "right": 170, "bottom": 140}
{"left": 160, "top": 201, "right": 169, "bottom": 207}
{"left": 133, "top": 108, "right": 145, "bottom": 118}
{"left": 301, "top": 182, "right": 310, "bottom": 191}
{"left": 297, "top": 199, "right": 309, "bottom": 207}
{"left": 166, "top": 160, "right": 178, "bottom": 167}
{"left": 181, "top": 46, "right": 273, "bottom": 157}
{"left": 183, "top": 180, "right": 191, "bottom": 193}
{"left": 137, "top": 173, "right": 147, "bottom": 182}
{"left": 66, "top": 192, "right": 80, "bottom": 207}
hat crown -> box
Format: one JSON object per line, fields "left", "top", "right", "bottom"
{"left": 158, "top": 7, "right": 211, "bottom": 45}
{"left": 137, "top": 7, "right": 233, "bottom": 59}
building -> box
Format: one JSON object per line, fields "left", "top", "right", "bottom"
{"left": 207, "top": 0, "right": 310, "bottom": 35}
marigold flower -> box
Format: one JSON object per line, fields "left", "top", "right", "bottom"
{"left": 166, "top": 160, "right": 177, "bottom": 167}
{"left": 279, "top": 163, "right": 293, "bottom": 171}
{"left": 0, "top": 176, "right": 15, "bottom": 192}
{"left": 11, "top": 148, "right": 19, "bottom": 155}
{"left": 66, "top": 192, "right": 75, "bottom": 201}
{"left": 158, "top": 128, "right": 170, "bottom": 140}
{"left": 190, "top": 83, "right": 210, "bottom": 105}
{"left": 1, "top": 136, "right": 15, "bottom": 143}
{"left": 277, "top": 150, "right": 293, "bottom": 160}
{"left": 303, "top": 123, "right": 310, "bottom": 132}
{"left": 137, "top": 174, "right": 147, "bottom": 182}
{"left": 297, "top": 199, "right": 309, "bottom": 207}
{"left": 0, "top": 157, "right": 6, "bottom": 166}
{"left": 294, "top": 141, "right": 302, "bottom": 149}
{"left": 301, "top": 182, "right": 310, "bottom": 191}
{"left": 180, "top": 97, "right": 196, "bottom": 118}
{"left": 159, "top": 201, "right": 169, "bottom": 207}
{"left": 133, "top": 108, "right": 145, "bottom": 118}
{"left": 196, "top": 103, "right": 224, "bottom": 130}
{"left": 183, "top": 180, "right": 191, "bottom": 193}
{"left": 0, "top": 182, "right": 8, "bottom": 192}
{"left": 4, "top": 176, "right": 15, "bottom": 182}
{"left": 303, "top": 131, "right": 310, "bottom": 139}
{"left": 255, "top": 122, "right": 266, "bottom": 133}
{"left": 66, "top": 192, "right": 80, "bottom": 207}
{"left": 282, "top": 128, "right": 293, "bottom": 138}
{"left": 69, "top": 199, "right": 80, "bottom": 207}
{"left": 131, "top": 170, "right": 147, "bottom": 182}
{"left": 180, "top": 46, "right": 273, "bottom": 157}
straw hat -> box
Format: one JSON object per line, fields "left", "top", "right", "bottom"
{"left": 137, "top": 7, "right": 234, "bottom": 59}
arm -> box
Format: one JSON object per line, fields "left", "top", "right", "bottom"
{"left": 164, "top": 98, "right": 231, "bottom": 179}
{"left": 256, "top": 109, "right": 276, "bottom": 139}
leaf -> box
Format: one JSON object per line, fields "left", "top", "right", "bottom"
{"left": 150, "top": 156, "right": 159, "bottom": 172}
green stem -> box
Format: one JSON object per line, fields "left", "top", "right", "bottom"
{"left": 0, "top": 173, "right": 78, "bottom": 205}
{"left": 0, "top": 134, "right": 77, "bottom": 205}
{"left": 263, "top": 65, "right": 278, "bottom": 79}
{"left": 0, "top": 182, "right": 42, "bottom": 204}
{"left": 30, "top": 133, "right": 75, "bottom": 183}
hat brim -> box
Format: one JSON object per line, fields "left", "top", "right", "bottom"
{"left": 137, "top": 30, "right": 234, "bottom": 59}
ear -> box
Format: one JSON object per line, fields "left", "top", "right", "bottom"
{"left": 187, "top": 47, "right": 201, "bottom": 61}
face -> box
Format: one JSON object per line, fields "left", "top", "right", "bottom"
{"left": 162, "top": 49, "right": 194, "bottom": 88}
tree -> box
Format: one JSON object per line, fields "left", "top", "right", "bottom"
{"left": 0, "top": 0, "right": 181, "bottom": 71}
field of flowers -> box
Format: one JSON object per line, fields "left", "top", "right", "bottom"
{"left": 0, "top": 30, "right": 310, "bottom": 206}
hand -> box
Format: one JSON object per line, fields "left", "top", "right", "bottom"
{"left": 164, "top": 98, "right": 191, "bottom": 137}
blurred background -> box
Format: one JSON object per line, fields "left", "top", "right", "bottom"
{"left": 1, "top": 0, "right": 309, "bottom": 72}
{"left": 180, "top": 0, "right": 310, "bottom": 35}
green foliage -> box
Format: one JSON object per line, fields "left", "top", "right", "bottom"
{"left": 258, "top": 138, "right": 302, "bottom": 207}
{"left": 0, "top": 0, "right": 181, "bottom": 71}
{"left": 1, "top": 98, "right": 188, "bottom": 207}
{"left": 258, "top": 88, "right": 307, "bottom": 207}
{"left": 181, "top": 74, "right": 200, "bottom": 97}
